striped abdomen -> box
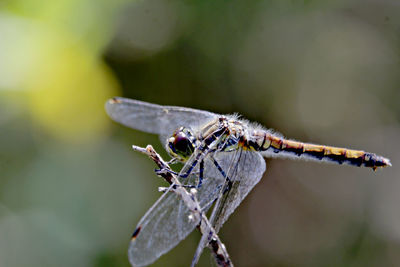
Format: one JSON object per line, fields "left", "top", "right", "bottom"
{"left": 246, "top": 131, "right": 391, "bottom": 170}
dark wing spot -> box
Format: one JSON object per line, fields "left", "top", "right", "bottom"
{"left": 131, "top": 226, "right": 142, "bottom": 240}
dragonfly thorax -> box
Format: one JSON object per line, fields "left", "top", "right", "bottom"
{"left": 199, "top": 117, "right": 246, "bottom": 152}
{"left": 166, "top": 127, "right": 196, "bottom": 162}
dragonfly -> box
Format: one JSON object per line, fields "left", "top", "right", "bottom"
{"left": 105, "top": 97, "right": 391, "bottom": 267}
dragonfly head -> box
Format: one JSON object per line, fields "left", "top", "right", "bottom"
{"left": 166, "top": 127, "right": 196, "bottom": 162}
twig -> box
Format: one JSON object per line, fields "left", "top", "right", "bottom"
{"left": 132, "top": 145, "right": 233, "bottom": 267}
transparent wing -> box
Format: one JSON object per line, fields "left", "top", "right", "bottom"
{"left": 210, "top": 149, "right": 266, "bottom": 232}
{"left": 191, "top": 149, "right": 266, "bottom": 266}
{"left": 128, "top": 151, "right": 232, "bottom": 267}
{"left": 128, "top": 149, "right": 265, "bottom": 267}
{"left": 128, "top": 180, "right": 198, "bottom": 267}
{"left": 105, "top": 97, "right": 218, "bottom": 144}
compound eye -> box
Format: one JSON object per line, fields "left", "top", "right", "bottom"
{"left": 173, "top": 133, "right": 191, "bottom": 153}
{"left": 166, "top": 128, "right": 195, "bottom": 161}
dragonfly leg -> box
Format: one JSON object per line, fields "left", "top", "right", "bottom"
{"left": 166, "top": 158, "right": 179, "bottom": 165}
{"left": 211, "top": 157, "right": 228, "bottom": 179}
{"left": 177, "top": 159, "right": 198, "bottom": 178}
{"left": 181, "top": 160, "right": 205, "bottom": 188}
{"left": 154, "top": 168, "right": 179, "bottom": 176}
{"left": 197, "top": 160, "right": 205, "bottom": 188}
{"left": 155, "top": 168, "right": 202, "bottom": 177}
{"left": 199, "top": 156, "right": 234, "bottom": 210}
{"left": 212, "top": 157, "right": 234, "bottom": 196}
{"left": 185, "top": 156, "right": 224, "bottom": 189}
{"left": 154, "top": 156, "right": 203, "bottom": 187}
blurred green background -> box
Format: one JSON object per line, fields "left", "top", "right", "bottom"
{"left": 0, "top": 0, "right": 399, "bottom": 266}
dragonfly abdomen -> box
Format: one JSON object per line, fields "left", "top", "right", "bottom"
{"left": 246, "top": 131, "right": 391, "bottom": 170}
